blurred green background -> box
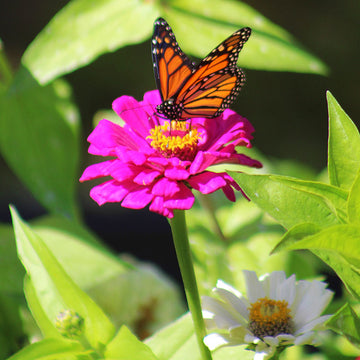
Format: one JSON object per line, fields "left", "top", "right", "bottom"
{"left": 0, "top": 0, "right": 359, "bottom": 281}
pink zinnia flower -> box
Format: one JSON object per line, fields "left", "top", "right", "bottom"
{"left": 80, "top": 90, "right": 261, "bottom": 218}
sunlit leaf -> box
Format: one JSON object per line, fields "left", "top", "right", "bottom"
{"left": 327, "top": 91, "right": 360, "bottom": 190}
{"left": 6, "top": 338, "right": 85, "bottom": 360}
{"left": 326, "top": 303, "right": 360, "bottom": 348}
{"left": 230, "top": 172, "right": 342, "bottom": 229}
{"left": 348, "top": 170, "right": 360, "bottom": 224}
{"left": 11, "top": 207, "right": 116, "bottom": 350}
{"left": 22, "top": 0, "right": 158, "bottom": 84}
{"left": 272, "top": 224, "right": 360, "bottom": 300}
{"left": 0, "top": 69, "right": 80, "bottom": 218}
{"left": 164, "top": 0, "right": 328, "bottom": 74}
{"left": 105, "top": 326, "right": 158, "bottom": 360}
{"left": 146, "top": 313, "right": 200, "bottom": 360}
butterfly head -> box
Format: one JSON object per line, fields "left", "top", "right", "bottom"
{"left": 156, "top": 99, "right": 185, "bottom": 121}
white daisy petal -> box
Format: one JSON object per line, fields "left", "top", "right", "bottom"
{"left": 294, "top": 314, "right": 332, "bottom": 335}
{"left": 294, "top": 331, "right": 315, "bottom": 345}
{"left": 266, "top": 271, "right": 287, "bottom": 299}
{"left": 216, "top": 279, "right": 242, "bottom": 297}
{"left": 204, "top": 333, "right": 231, "bottom": 350}
{"left": 201, "top": 296, "right": 239, "bottom": 329}
{"left": 244, "top": 270, "right": 265, "bottom": 302}
{"left": 277, "top": 274, "right": 296, "bottom": 304}
{"left": 214, "top": 287, "right": 249, "bottom": 321}
{"left": 202, "top": 271, "right": 333, "bottom": 359}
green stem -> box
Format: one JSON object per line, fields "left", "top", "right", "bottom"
{"left": 169, "top": 210, "right": 213, "bottom": 360}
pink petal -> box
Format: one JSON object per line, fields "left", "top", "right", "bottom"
{"left": 87, "top": 119, "right": 138, "bottom": 155}
{"left": 189, "top": 151, "right": 217, "bottom": 174}
{"left": 163, "top": 184, "right": 195, "bottom": 210}
{"left": 133, "top": 169, "right": 161, "bottom": 185}
{"left": 221, "top": 183, "right": 236, "bottom": 201}
{"left": 115, "top": 147, "right": 147, "bottom": 165}
{"left": 89, "top": 180, "right": 131, "bottom": 205}
{"left": 187, "top": 172, "right": 227, "bottom": 194}
{"left": 109, "top": 163, "right": 141, "bottom": 182}
{"left": 152, "top": 178, "right": 181, "bottom": 197}
{"left": 112, "top": 96, "right": 153, "bottom": 138}
{"left": 121, "top": 187, "right": 154, "bottom": 209}
{"left": 142, "top": 90, "right": 162, "bottom": 108}
{"left": 79, "top": 160, "right": 115, "bottom": 181}
{"left": 164, "top": 167, "right": 190, "bottom": 180}
{"left": 149, "top": 196, "right": 174, "bottom": 218}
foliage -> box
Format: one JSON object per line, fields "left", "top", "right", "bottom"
{"left": 0, "top": 0, "right": 359, "bottom": 360}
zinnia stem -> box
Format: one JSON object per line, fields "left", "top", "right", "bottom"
{"left": 169, "top": 210, "right": 213, "bottom": 360}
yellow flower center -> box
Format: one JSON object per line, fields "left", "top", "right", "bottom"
{"left": 148, "top": 121, "right": 201, "bottom": 160}
{"left": 248, "top": 297, "right": 294, "bottom": 339}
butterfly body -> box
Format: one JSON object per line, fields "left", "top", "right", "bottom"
{"left": 152, "top": 17, "right": 251, "bottom": 121}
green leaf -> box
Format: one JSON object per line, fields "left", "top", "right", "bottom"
{"left": 326, "top": 303, "right": 360, "bottom": 348}
{"left": 87, "top": 264, "right": 184, "bottom": 337}
{"left": 0, "top": 41, "right": 13, "bottom": 92}
{"left": 274, "top": 224, "right": 360, "bottom": 300}
{"left": 163, "top": 0, "right": 328, "bottom": 74}
{"left": 327, "top": 91, "right": 360, "bottom": 189}
{"left": 0, "top": 292, "right": 26, "bottom": 358}
{"left": 278, "top": 224, "right": 360, "bottom": 260}
{"left": 145, "top": 313, "right": 201, "bottom": 360}
{"left": 22, "top": 0, "right": 159, "bottom": 84}
{"left": 32, "top": 215, "right": 130, "bottom": 289}
{"left": 6, "top": 338, "right": 85, "bottom": 360}
{"left": 10, "top": 207, "right": 116, "bottom": 350}
{"left": 0, "top": 69, "right": 80, "bottom": 218}
{"left": 230, "top": 172, "right": 342, "bottom": 229}
{"left": 271, "top": 223, "right": 322, "bottom": 254}
{"left": 0, "top": 223, "right": 24, "bottom": 293}
{"left": 105, "top": 326, "right": 158, "bottom": 360}
{"left": 348, "top": 170, "right": 360, "bottom": 224}
{"left": 24, "top": 276, "right": 61, "bottom": 339}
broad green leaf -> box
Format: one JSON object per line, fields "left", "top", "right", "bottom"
{"left": 230, "top": 172, "right": 341, "bottom": 229}
{"left": 0, "top": 69, "right": 80, "bottom": 218}
{"left": 88, "top": 264, "right": 184, "bottom": 337}
{"left": 164, "top": 0, "right": 328, "bottom": 74}
{"left": 273, "top": 224, "right": 360, "bottom": 299}
{"left": 279, "top": 224, "right": 360, "bottom": 260}
{"left": 10, "top": 207, "right": 116, "bottom": 350}
{"left": 348, "top": 170, "right": 360, "bottom": 224}
{"left": 326, "top": 303, "right": 360, "bottom": 348}
{"left": 0, "top": 223, "right": 24, "bottom": 293}
{"left": 271, "top": 223, "right": 322, "bottom": 254}
{"left": 22, "top": 0, "right": 158, "bottom": 84}
{"left": 327, "top": 91, "right": 360, "bottom": 189}
{"left": 314, "top": 249, "right": 360, "bottom": 301}
{"left": 0, "top": 41, "right": 13, "bottom": 92}
{"left": 146, "top": 313, "right": 201, "bottom": 360}
{"left": 32, "top": 215, "right": 130, "bottom": 289}
{"left": 105, "top": 326, "right": 158, "bottom": 360}
{"left": 24, "top": 276, "right": 62, "bottom": 339}
{"left": 0, "top": 292, "right": 26, "bottom": 359}
{"left": 6, "top": 338, "right": 85, "bottom": 360}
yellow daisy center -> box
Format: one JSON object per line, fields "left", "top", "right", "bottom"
{"left": 248, "top": 297, "right": 294, "bottom": 339}
{"left": 148, "top": 121, "right": 201, "bottom": 160}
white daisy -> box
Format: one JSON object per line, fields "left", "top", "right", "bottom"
{"left": 202, "top": 271, "right": 333, "bottom": 360}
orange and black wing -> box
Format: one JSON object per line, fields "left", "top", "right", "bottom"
{"left": 176, "top": 27, "right": 251, "bottom": 119}
{"left": 152, "top": 18, "right": 196, "bottom": 103}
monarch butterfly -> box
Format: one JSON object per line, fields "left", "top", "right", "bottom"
{"left": 151, "top": 17, "right": 251, "bottom": 122}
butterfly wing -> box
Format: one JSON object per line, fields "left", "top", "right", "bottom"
{"left": 152, "top": 18, "right": 196, "bottom": 103}
{"left": 175, "top": 27, "right": 251, "bottom": 119}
